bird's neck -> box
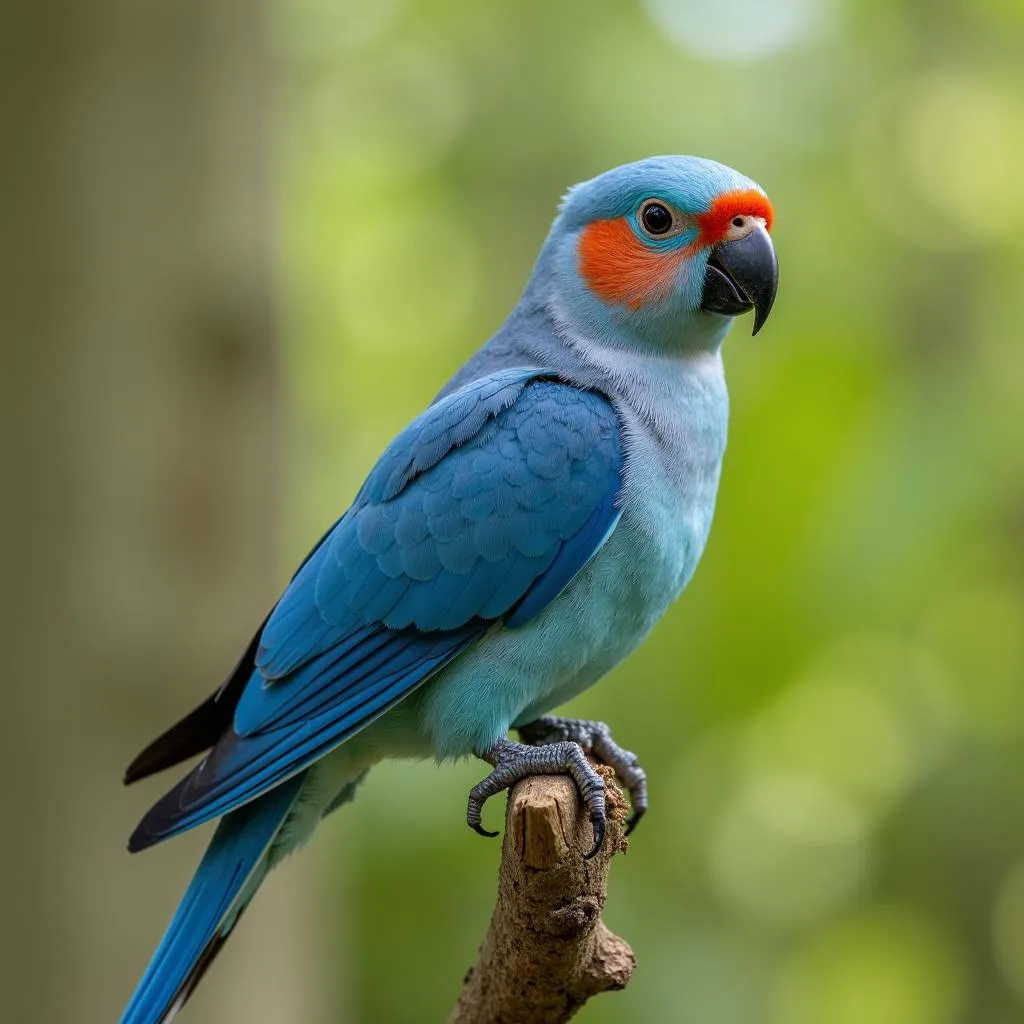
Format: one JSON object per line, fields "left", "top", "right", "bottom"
{"left": 436, "top": 239, "right": 731, "bottom": 404}
{"left": 459, "top": 280, "right": 726, "bottom": 417}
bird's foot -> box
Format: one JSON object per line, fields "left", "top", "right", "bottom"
{"left": 467, "top": 737, "right": 608, "bottom": 859}
{"left": 517, "top": 715, "right": 647, "bottom": 835}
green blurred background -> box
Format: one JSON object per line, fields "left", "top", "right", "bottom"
{"left": 4, "top": 0, "right": 1024, "bottom": 1021}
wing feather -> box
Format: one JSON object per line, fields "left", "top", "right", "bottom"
{"left": 129, "top": 369, "right": 624, "bottom": 851}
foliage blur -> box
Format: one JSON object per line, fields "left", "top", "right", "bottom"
{"left": 5, "top": 0, "right": 1024, "bottom": 1022}
{"left": 281, "top": 0, "right": 1024, "bottom": 1021}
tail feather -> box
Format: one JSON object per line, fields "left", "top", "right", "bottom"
{"left": 119, "top": 774, "right": 304, "bottom": 1024}
{"left": 161, "top": 905, "right": 247, "bottom": 1023}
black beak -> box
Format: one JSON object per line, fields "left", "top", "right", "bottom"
{"left": 699, "top": 224, "right": 778, "bottom": 336}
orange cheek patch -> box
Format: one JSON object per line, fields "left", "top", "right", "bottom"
{"left": 578, "top": 217, "right": 684, "bottom": 310}
{"left": 695, "top": 188, "right": 774, "bottom": 246}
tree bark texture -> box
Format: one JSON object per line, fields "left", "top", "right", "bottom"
{"left": 449, "top": 767, "right": 636, "bottom": 1024}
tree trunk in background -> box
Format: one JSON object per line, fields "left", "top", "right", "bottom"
{"left": 0, "top": 3, "right": 322, "bottom": 1023}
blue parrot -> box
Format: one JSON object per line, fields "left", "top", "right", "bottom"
{"left": 119, "top": 155, "right": 778, "bottom": 1024}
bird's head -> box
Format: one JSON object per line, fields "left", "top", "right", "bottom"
{"left": 541, "top": 156, "right": 778, "bottom": 353}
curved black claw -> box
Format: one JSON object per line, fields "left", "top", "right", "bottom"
{"left": 518, "top": 716, "right": 648, "bottom": 834}
{"left": 624, "top": 807, "right": 645, "bottom": 837}
{"left": 467, "top": 737, "right": 608, "bottom": 857}
{"left": 584, "top": 813, "right": 606, "bottom": 860}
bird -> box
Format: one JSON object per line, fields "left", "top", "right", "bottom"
{"left": 118, "top": 154, "right": 778, "bottom": 1024}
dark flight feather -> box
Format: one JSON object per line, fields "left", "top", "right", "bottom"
{"left": 123, "top": 616, "right": 268, "bottom": 785}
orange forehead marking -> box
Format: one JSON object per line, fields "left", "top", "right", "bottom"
{"left": 578, "top": 217, "right": 683, "bottom": 310}
{"left": 696, "top": 188, "right": 774, "bottom": 246}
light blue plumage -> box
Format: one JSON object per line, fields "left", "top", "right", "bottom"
{"left": 119, "top": 155, "right": 778, "bottom": 1024}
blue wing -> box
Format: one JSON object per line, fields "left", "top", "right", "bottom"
{"left": 130, "top": 368, "right": 624, "bottom": 851}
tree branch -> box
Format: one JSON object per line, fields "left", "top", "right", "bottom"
{"left": 449, "top": 765, "right": 635, "bottom": 1024}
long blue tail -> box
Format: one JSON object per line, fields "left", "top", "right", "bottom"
{"left": 119, "top": 774, "right": 305, "bottom": 1024}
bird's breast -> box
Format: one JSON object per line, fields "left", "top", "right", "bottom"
{"left": 412, "top": 349, "right": 730, "bottom": 756}
{"left": 614, "top": 351, "right": 729, "bottom": 588}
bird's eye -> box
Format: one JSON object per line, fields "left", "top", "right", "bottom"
{"left": 640, "top": 201, "right": 673, "bottom": 236}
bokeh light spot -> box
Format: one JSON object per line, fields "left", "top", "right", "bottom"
{"left": 304, "top": 39, "right": 467, "bottom": 187}
{"left": 282, "top": 0, "right": 407, "bottom": 59}
{"left": 743, "top": 636, "right": 956, "bottom": 819}
{"left": 337, "top": 203, "right": 477, "bottom": 351}
{"left": 773, "top": 907, "right": 966, "bottom": 1024}
{"left": 855, "top": 72, "right": 1024, "bottom": 248}
{"left": 643, "top": 0, "right": 831, "bottom": 60}
{"left": 903, "top": 75, "right": 1024, "bottom": 242}
{"left": 710, "top": 772, "right": 869, "bottom": 928}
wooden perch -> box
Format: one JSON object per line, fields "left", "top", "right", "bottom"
{"left": 449, "top": 765, "right": 635, "bottom": 1024}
